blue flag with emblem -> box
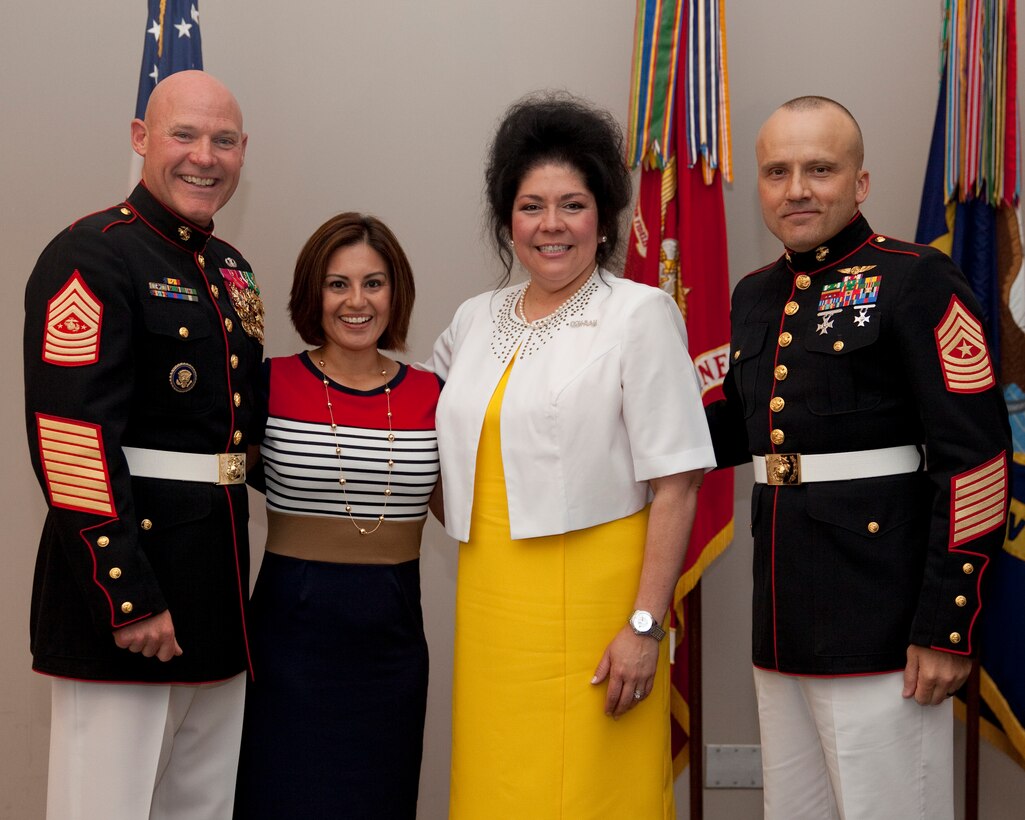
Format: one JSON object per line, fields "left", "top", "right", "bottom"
{"left": 916, "top": 0, "right": 1025, "bottom": 769}
{"left": 135, "top": 0, "right": 204, "bottom": 120}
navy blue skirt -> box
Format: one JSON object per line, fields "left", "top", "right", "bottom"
{"left": 234, "top": 552, "right": 428, "bottom": 819}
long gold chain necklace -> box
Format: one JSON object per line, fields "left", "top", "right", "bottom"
{"left": 318, "top": 359, "right": 395, "bottom": 536}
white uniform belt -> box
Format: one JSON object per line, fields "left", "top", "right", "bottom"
{"left": 752, "top": 445, "right": 921, "bottom": 486}
{"left": 123, "top": 446, "right": 246, "bottom": 486}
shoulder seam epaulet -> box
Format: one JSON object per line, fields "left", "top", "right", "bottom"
{"left": 69, "top": 203, "right": 135, "bottom": 234}
{"left": 868, "top": 234, "right": 923, "bottom": 258}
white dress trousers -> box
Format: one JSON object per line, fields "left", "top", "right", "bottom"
{"left": 753, "top": 667, "right": 954, "bottom": 820}
{"left": 47, "top": 673, "right": 246, "bottom": 820}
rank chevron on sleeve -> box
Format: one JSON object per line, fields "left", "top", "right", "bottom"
{"left": 43, "top": 271, "right": 103, "bottom": 366}
{"left": 934, "top": 295, "right": 996, "bottom": 393}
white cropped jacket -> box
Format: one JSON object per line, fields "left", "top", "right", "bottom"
{"left": 423, "top": 270, "right": 716, "bottom": 542}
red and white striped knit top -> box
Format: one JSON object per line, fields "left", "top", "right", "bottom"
{"left": 262, "top": 354, "right": 440, "bottom": 521}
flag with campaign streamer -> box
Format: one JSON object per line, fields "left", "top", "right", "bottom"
{"left": 624, "top": 0, "right": 734, "bottom": 777}
{"left": 916, "top": 0, "right": 1025, "bottom": 769}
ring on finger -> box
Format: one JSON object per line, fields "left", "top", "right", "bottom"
{"left": 633, "top": 689, "right": 643, "bottom": 700}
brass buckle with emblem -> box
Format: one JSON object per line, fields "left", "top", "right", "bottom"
{"left": 765, "top": 453, "right": 801, "bottom": 486}
{"left": 217, "top": 453, "right": 246, "bottom": 485}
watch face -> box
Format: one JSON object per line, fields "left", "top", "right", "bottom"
{"left": 631, "top": 611, "right": 653, "bottom": 632}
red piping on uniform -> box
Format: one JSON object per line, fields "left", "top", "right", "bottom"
{"left": 931, "top": 547, "right": 989, "bottom": 657}
{"left": 783, "top": 235, "right": 878, "bottom": 277}
{"left": 766, "top": 274, "right": 803, "bottom": 672}
{"left": 127, "top": 204, "right": 211, "bottom": 254}
{"left": 197, "top": 251, "right": 250, "bottom": 675}
{"left": 137, "top": 180, "right": 211, "bottom": 231}
{"left": 195, "top": 256, "right": 239, "bottom": 453}
{"left": 223, "top": 486, "right": 254, "bottom": 678}
{"left": 871, "top": 242, "right": 922, "bottom": 259}
{"left": 100, "top": 213, "right": 136, "bottom": 233}
{"left": 771, "top": 486, "right": 781, "bottom": 670}
{"left": 79, "top": 518, "right": 154, "bottom": 629}
{"left": 939, "top": 453, "right": 1007, "bottom": 655}
{"left": 68, "top": 206, "right": 133, "bottom": 232}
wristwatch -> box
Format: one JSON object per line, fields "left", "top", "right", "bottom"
{"left": 629, "top": 609, "right": 666, "bottom": 641}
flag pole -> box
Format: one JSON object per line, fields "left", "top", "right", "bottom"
{"left": 964, "top": 663, "right": 980, "bottom": 820}
{"left": 685, "top": 580, "right": 703, "bottom": 819}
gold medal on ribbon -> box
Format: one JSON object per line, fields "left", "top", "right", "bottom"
{"left": 219, "top": 268, "right": 265, "bottom": 343}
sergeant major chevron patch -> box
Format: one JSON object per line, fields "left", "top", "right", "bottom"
{"left": 934, "top": 295, "right": 995, "bottom": 394}
{"left": 43, "top": 271, "right": 102, "bottom": 366}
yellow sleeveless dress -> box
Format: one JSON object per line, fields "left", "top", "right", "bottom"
{"left": 449, "top": 361, "right": 675, "bottom": 819}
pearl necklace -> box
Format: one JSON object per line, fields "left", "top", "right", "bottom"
{"left": 516, "top": 266, "right": 598, "bottom": 328}
{"left": 318, "top": 359, "right": 395, "bottom": 536}
{"left": 492, "top": 267, "right": 599, "bottom": 360}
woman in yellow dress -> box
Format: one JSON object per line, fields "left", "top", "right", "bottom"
{"left": 426, "top": 94, "right": 716, "bottom": 818}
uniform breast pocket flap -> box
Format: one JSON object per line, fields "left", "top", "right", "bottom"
{"left": 140, "top": 300, "right": 213, "bottom": 342}
{"left": 803, "top": 311, "right": 880, "bottom": 355}
{"left": 730, "top": 322, "right": 769, "bottom": 366}
{"left": 805, "top": 474, "right": 922, "bottom": 537}
{"left": 729, "top": 322, "right": 768, "bottom": 419}
{"left": 132, "top": 478, "right": 213, "bottom": 530}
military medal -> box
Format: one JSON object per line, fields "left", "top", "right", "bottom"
{"left": 816, "top": 266, "right": 881, "bottom": 336}
{"left": 219, "top": 267, "right": 265, "bottom": 343}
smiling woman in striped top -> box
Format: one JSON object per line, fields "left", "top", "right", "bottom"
{"left": 234, "top": 213, "right": 441, "bottom": 819}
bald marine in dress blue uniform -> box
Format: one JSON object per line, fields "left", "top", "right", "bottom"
{"left": 706, "top": 96, "right": 1010, "bottom": 820}
{"left": 23, "top": 71, "right": 262, "bottom": 820}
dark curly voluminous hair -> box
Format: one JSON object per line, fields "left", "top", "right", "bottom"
{"left": 484, "top": 92, "right": 632, "bottom": 282}
{"left": 289, "top": 212, "right": 415, "bottom": 352}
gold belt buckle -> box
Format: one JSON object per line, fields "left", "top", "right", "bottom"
{"left": 765, "top": 453, "right": 802, "bottom": 486}
{"left": 217, "top": 453, "right": 246, "bottom": 485}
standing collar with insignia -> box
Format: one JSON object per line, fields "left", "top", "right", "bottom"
{"left": 124, "top": 183, "right": 213, "bottom": 255}
{"left": 783, "top": 212, "right": 874, "bottom": 273}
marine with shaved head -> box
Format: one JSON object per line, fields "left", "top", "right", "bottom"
{"left": 24, "top": 70, "right": 262, "bottom": 819}
{"left": 707, "top": 96, "right": 1010, "bottom": 819}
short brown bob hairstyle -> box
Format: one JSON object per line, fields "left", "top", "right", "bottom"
{"left": 288, "top": 212, "right": 415, "bottom": 352}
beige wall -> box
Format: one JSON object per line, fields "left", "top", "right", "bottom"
{"left": 3, "top": 1, "right": 1025, "bottom": 817}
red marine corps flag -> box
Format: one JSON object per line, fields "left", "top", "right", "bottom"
{"left": 624, "top": 0, "right": 734, "bottom": 777}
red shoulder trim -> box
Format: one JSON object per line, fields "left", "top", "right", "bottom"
{"left": 867, "top": 234, "right": 923, "bottom": 258}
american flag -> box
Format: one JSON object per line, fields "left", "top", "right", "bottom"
{"left": 135, "top": 0, "right": 204, "bottom": 120}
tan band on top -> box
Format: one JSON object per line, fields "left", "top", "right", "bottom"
{"left": 265, "top": 510, "right": 425, "bottom": 565}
